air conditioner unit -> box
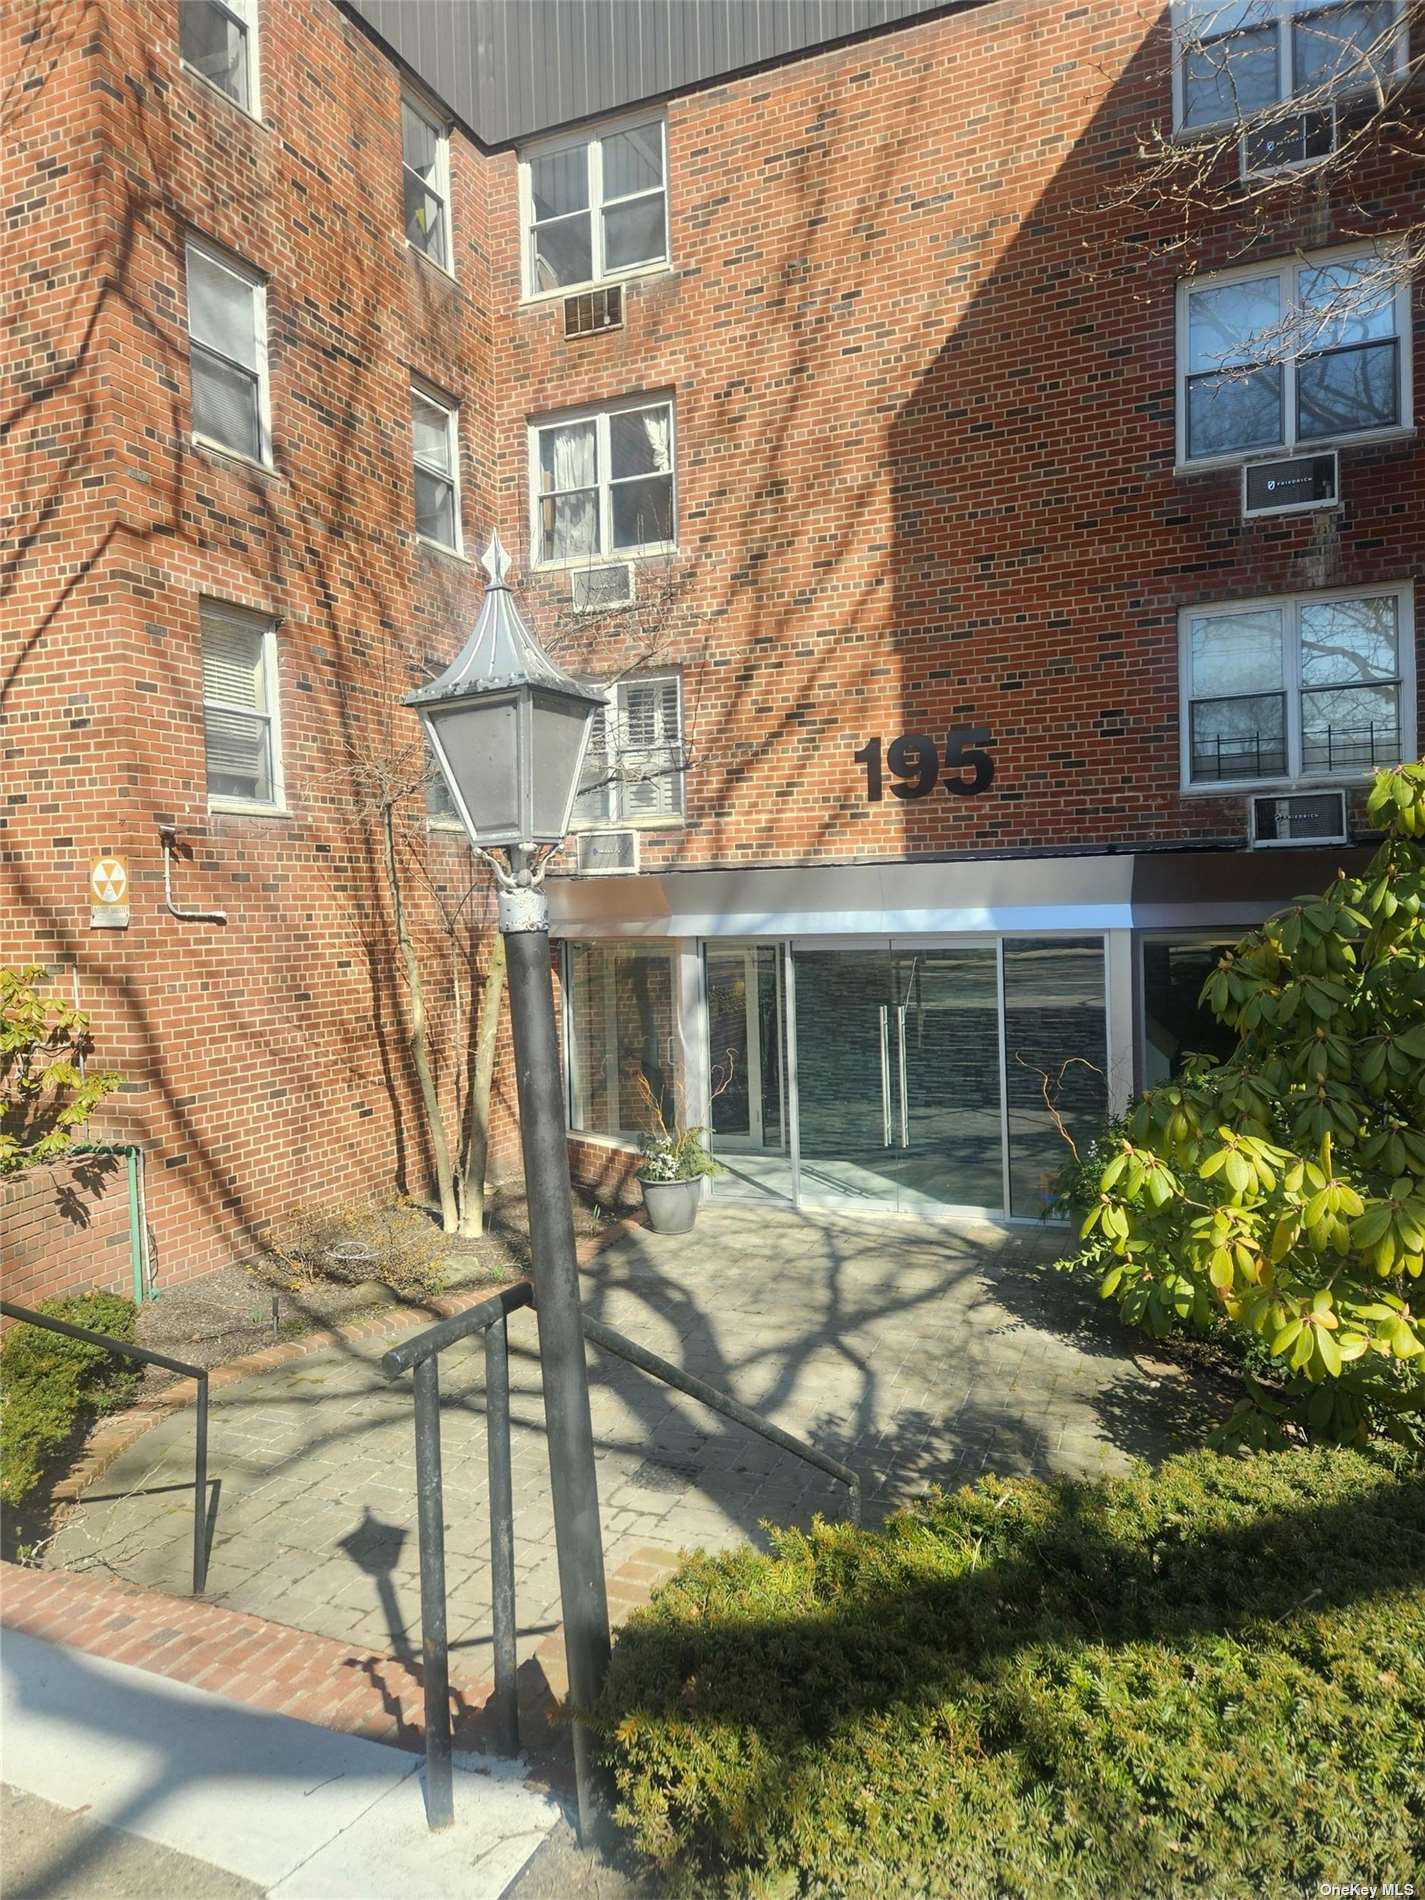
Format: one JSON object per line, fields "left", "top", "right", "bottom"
{"left": 1249, "top": 789, "right": 1348, "bottom": 848}
{"left": 1242, "top": 449, "right": 1339, "bottom": 520}
{"left": 569, "top": 563, "right": 634, "bottom": 612}
{"left": 563, "top": 284, "right": 623, "bottom": 338}
{"left": 575, "top": 829, "right": 639, "bottom": 874}
{"left": 1240, "top": 105, "right": 1336, "bottom": 179}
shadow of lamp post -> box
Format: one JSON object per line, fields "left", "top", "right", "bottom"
{"left": 404, "top": 532, "right": 612, "bottom": 1841}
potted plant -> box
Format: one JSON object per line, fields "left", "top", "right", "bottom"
{"left": 634, "top": 1074, "right": 724, "bottom": 1234}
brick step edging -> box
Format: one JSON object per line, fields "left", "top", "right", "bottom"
{"left": 0, "top": 1544, "right": 683, "bottom": 1751}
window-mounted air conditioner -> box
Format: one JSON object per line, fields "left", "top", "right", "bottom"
{"left": 575, "top": 829, "right": 639, "bottom": 874}
{"left": 1242, "top": 449, "right": 1339, "bottom": 520}
{"left": 564, "top": 284, "right": 623, "bottom": 338}
{"left": 1239, "top": 105, "right": 1337, "bottom": 179}
{"left": 570, "top": 563, "right": 634, "bottom": 612}
{"left": 1249, "top": 789, "right": 1348, "bottom": 848}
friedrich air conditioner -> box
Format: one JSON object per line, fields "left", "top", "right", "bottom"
{"left": 1242, "top": 449, "right": 1339, "bottom": 520}
{"left": 575, "top": 829, "right": 639, "bottom": 874}
{"left": 1239, "top": 105, "right": 1337, "bottom": 179}
{"left": 1249, "top": 789, "right": 1348, "bottom": 848}
{"left": 570, "top": 563, "right": 634, "bottom": 612}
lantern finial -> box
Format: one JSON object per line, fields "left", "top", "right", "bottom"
{"left": 481, "top": 530, "right": 513, "bottom": 588}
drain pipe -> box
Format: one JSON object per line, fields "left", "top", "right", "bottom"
{"left": 158, "top": 826, "right": 228, "bottom": 924}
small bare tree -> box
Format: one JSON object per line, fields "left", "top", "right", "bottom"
{"left": 1092, "top": 2, "right": 1423, "bottom": 366}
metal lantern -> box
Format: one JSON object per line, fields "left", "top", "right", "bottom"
{"left": 405, "top": 532, "right": 606, "bottom": 849}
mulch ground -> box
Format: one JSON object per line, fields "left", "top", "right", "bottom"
{"left": 132, "top": 1187, "right": 617, "bottom": 1383}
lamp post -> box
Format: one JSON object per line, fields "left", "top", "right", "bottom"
{"left": 406, "top": 532, "right": 612, "bottom": 1839}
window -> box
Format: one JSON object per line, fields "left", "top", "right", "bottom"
{"left": 1181, "top": 584, "right": 1413, "bottom": 788}
{"left": 565, "top": 942, "right": 679, "bottom": 1141}
{"left": 573, "top": 676, "right": 684, "bottom": 827}
{"left": 186, "top": 239, "right": 269, "bottom": 464}
{"left": 1177, "top": 246, "right": 1409, "bottom": 462}
{"left": 411, "top": 386, "right": 461, "bottom": 551}
{"left": 521, "top": 119, "right": 667, "bottom": 296}
{"left": 1172, "top": 1, "right": 1407, "bottom": 131}
{"left": 531, "top": 399, "right": 674, "bottom": 565}
{"left": 201, "top": 600, "right": 282, "bottom": 808}
{"left": 1141, "top": 939, "right": 1240, "bottom": 1087}
{"left": 180, "top": 0, "right": 259, "bottom": 114}
{"left": 402, "top": 92, "right": 451, "bottom": 272}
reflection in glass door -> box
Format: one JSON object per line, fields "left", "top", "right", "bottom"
{"left": 894, "top": 947, "right": 1003, "bottom": 1211}
{"left": 788, "top": 947, "right": 899, "bottom": 1208}
{"left": 704, "top": 945, "right": 791, "bottom": 1200}
{"left": 792, "top": 945, "right": 1004, "bottom": 1213}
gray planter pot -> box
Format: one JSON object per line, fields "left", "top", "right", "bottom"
{"left": 637, "top": 1175, "right": 702, "bottom": 1235}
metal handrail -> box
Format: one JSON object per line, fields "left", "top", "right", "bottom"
{"left": 0, "top": 1298, "right": 210, "bottom": 1595}
{"left": 384, "top": 1278, "right": 861, "bottom": 1831}
{"left": 581, "top": 1314, "right": 862, "bottom": 1524}
{"left": 381, "top": 1282, "right": 534, "bottom": 1830}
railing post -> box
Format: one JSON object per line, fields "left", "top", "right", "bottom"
{"left": 485, "top": 1315, "right": 520, "bottom": 1758}
{"left": 192, "top": 1373, "right": 209, "bottom": 1595}
{"left": 413, "top": 1354, "right": 454, "bottom": 1831}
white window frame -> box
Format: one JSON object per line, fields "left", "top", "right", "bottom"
{"left": 410, "top": 381, "right": 462, "bottom": 555}
{"left": 1178, "top": 580, "right": 1415, "bottom": 794}
{"left": 402, "top": 86, "right": 453, "bottom": 276}
{"left": 562, "top": 940, "right": 681, "bottom": 1146}
{"left": 573, "top": 673, "right": 686, "bottom": 830}
{"left": 185, "top": 236, "right": 272, "bottom": 468}
{"left": 1175, "top": 239, "right": 1412, "bottom": 470}
{"left": 527, "top": 396, "right": 676, "bottom": 570}
{"left": 518, "top": 114, "right": 669, "bottom": 302}
{"left": 180, "top": 0, "right": 262, "bottom": 119}
{"left": 201, "top": 598, "right": 285, "bottom": 815}
{"left": 1170, "top": 0, "right": 1409, "bottom": 134}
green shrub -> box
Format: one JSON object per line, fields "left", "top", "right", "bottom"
{"left": 0, "top": 1292, "right": 140, "bottom": 1508}
{"left": 1074, "top": 762, "right": 1425, "bottom": 1452}
{"left": 256, "top": 1199, "right": 450, "bottom": 1299}
{"left": 597, "top": 1447, "right": 1425, "bottom": 1899}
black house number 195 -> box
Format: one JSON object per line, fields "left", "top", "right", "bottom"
{"left": 853, "top": 728, "right": 995, "bottom": 801}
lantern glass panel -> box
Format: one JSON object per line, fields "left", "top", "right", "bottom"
{"left": 530, "top": 691, "right": 596, "bottom": 840}
{"left": 429, "top": 698, "right": 520, "bottom": 842}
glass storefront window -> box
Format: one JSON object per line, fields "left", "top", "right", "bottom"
{"left": 1141, "top": 939, "right": 1239, "bottom": 1087}
{"left": 565, "top": 942, "right": 678, "bottom": 1139}
{"left": 1003, "top": 939, "right": 1108, "bottom": 1219}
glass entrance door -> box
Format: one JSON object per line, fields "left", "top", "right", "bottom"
{"left": 704, "top": 944, "right": 791, "bottom": 1200}
{"left": 893, "top": 946, "right": 1004, "bottom": 1211}
{"left": 791, "top": 943, "right": 1005, "bottom": 1214}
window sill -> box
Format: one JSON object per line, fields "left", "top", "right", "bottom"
{"left": 414, "top": 534, "right": 471, "bottom": 564}
{"left": 519, "top": 260, "right": 672, "bottom": 309}
{"left": 1175, "top": 425, "right": 1415, "bottom": 477}
{"left": 425, "top": 815, "right": 468, "bottom": 833}
{"left": 571, "top": 815, "right": 685, "bottom": 834}
{"left": 533, "top": 543, "right": 678, "bottom": 575}
{"left": 1179, "top": 767, "right": 1393, "bottom": 799}
{"left": 405, "top": 240, "right": 457, "bottom": 285}
{"left": 180, "top": 60, "right": 265, "bottom": 126}
{"left": 191, "top": 434, "right": 279, "bottom": 478}
{"left": 208, "top": 798, "right": 294, "bottom": 819}
{"left": 566, "top": 1128, "right": 644, "bottom": 1155}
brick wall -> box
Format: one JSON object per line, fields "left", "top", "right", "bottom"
{"left": 1, "top": 1156, "right": 134, "bottom": 1313}
{"left": 4, "top": 0, "right": 1422, "bottom": 1271}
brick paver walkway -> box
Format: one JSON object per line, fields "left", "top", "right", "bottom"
{"left": 46, "top": 1207, "right": 1221, "bottom": 1668}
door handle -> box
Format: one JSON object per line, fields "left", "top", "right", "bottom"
{"left": 896, "top": 1005, "right": 909, "bottom": 1148}
{"left": 878, "top": 1005, "right": 891, "bottom": 1148}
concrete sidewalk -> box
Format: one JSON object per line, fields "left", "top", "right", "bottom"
{"left": 0, "top": 1629, "right": 561, "bottom": 1898}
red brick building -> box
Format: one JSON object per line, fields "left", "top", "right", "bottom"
{"left": 3, "top": 0, "right": 1420, "bottom": 1289}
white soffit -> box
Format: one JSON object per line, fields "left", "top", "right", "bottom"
{"left": 546, "top": 857, "right": 1138, "bottom": 938}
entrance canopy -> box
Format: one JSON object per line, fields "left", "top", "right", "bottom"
{"left": 547, "top": 845, "right": 1368, "bottom": 939}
